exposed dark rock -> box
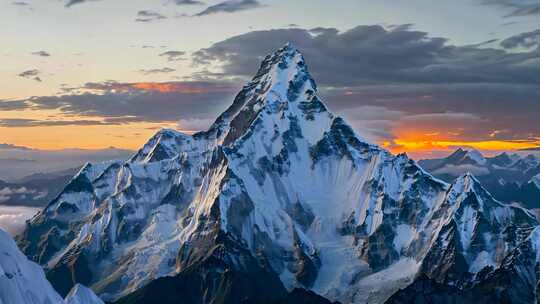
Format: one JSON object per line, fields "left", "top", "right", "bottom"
{"left": 46, "top": 247, "right": 93, "bottom": 297}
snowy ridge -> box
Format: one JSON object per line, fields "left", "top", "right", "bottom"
{"left": 421, "top": 173, "right": 537, "bottom": 283}
{"left": 465, "top": 150, "right": 486, "bottom": 165}
{"left": 65, "top": 284, "right": 104, "bottom": 304}
{"left": 532, "top": 173, "right": 540, "bottom": 189}
{"left": 17, "top": 44, "right": 540, "bottom": 304}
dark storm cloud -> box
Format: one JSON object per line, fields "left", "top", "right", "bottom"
{"left": 193, "top": 25, "right": 540, "bottom": 142}
{"left": 159, "top": 51, "right": 186, "bottom": 61}
{"left": 194, "top": 0, "right": 263, "bottom": 16}
{"left": 135, "top": 10, "right": 167, "bottom": 22}
{"left": 31, "top": 51, "right": 51, "bottom": 57}
{"left": 501, "top": 29, "right": 540, "bottom": 48}
{"left": 138, "top": 67, "right": 176, "bottom": 75}
{"left": 193, "top": 26, "right": 540, "bottom": 87}
{"left": 480, "top": 0, "right": 540, "bottom": 17}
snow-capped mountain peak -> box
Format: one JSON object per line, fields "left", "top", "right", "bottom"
{"left": 204, "top": 42, "right": 332, "bottom": 148}
{"left": 465, "top": 149, "right": 486, "bottom": 165}
{"left": 16, "top": 44, "right": 540, "bottom": 304}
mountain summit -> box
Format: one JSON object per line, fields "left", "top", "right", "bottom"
{"left": 17, "top": 44, "right": 540, "bottom": 304}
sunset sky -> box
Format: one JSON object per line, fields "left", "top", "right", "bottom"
{"left": 2, "top": 0, "right": 540, "bottom": 158}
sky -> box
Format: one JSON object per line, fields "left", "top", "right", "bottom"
{"left": 2, "top": 0, "right": 540, "bottom": 159}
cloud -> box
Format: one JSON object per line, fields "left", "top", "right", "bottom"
{"left": 0, "top": 99, "right": 29, "bottom": 111}
{"left": 18, "top": 69, "right": 42, "bottom": 82}
{"left": 194, "top": 0, "right": 263, "bottom": 16}
{"left": 65, "top": 0, "right": 100, "bottom": 7}
{"left": 0, "top": 119, "right": 116, "bottom": 128}
{"left": 501, "top": 29, "right": 540, "bottom": 48}
{"left": 0, "top": 187, "right": 34, "bottom": 197}
{"left": 193, "top": 26, "right": 540, "bottom": 87}
{"left": 174, "top": 0, "right": 204, "bottom": 5}
{"left": 2, "top": 81, "right": 239, "bottom": 125}
{"left": 31, "top": 51, "right": 51, "bottom": 57}
{"left": 480, "top": 0, "right": 540, "bottom": 17}
{"left": 0, "top": 143, "right": 33, "bottom": 150}
{"left": 135, "top": 10, "right": 167, "bottom": 22}
{"left": 138, "top": 67, "right": 176, "bottom": 75}
{"left": 159, "top": 51, "right": 186, "bottom": 62}
{"left": 11, "top": 1, "right": 30, "bottom": 6}
{"left": 5, "top": 24, "right": 540, "bottom": 151}
{"left": 0, "top": 206, "right": 40, "bottom": 236}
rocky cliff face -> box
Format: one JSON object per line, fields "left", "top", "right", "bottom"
{"left": 17, "top": 44, "right": 540, "bottom": 304}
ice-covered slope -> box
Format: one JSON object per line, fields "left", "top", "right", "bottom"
{"left": 0, "top": 228, "right": 64, "bottom": 304}
{"left": 17, "top": 44, "right": 540, "bottom": 304}
{"left": 65, "top": 285, "right": 104, "bottom": 304}
{"left": 0, "top": 228, "right": 102, "bottom": 304}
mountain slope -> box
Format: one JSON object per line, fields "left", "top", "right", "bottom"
{"left": 0, "top": 228, "right": 102, "bottom": 304}
{"left": 388, "top": 225, "right": 540, "bottom": 303}
{"left": 0, "top": 227, "right": 64, "bottom": 303}
{"left": 65, "top": 284, "right": 105, "bottom": 304}
{"left": 17, "top": 44, "right": 540, "bottom": 304}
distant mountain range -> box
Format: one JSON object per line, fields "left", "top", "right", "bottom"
{"left": 0, "top": 168, "right": 78, "bottom": 207}
{"left": 419, "top": 148, "right": 540, "bottom": 209}
{"left": 0, "top": 146, "right": 133, "bottom": 181}
{"left": 12, "top": 44, "right": 540, "bottom": 304}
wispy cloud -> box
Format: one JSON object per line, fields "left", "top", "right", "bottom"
{"left": 1, "top": 80, "right": 239, "bottom": 127}
{"left": 31, "top": 51, "right": 51, "bottom": 57}
{"left": 18, "top": 69, "right": 42, "bottom": 82}
{"left": 0, "top": 143, "right": 32, "bottom": 151}
{"left": 65, "top": 0, "right": 100, "bottom": 8}
{"left": 159, "top": 51, "right": 186, "bottom": 62}
{"left": 480, "top": 0, "right": 540, "bottom": 17}
{"left": 11, "top": 1, "right": 30, "bottom": 7}
{"left": 138, "top": 67, "right": 176, "bottom": 75}
{"left": 135, "top": 10, "right": 167, "bottom": 22}
{"left": 0, "top": 206, "right": 39, "bottom": 236}
{"left": 0, "top": 118, "right": 115, "bottom": 128}
{"left": 501, "top": 29, "right": 540, "bottom": 48}
{"left": 174, "top": 0, "right": 204, "bottom": 5}
{"left": 194, "top": 0, "right": 263, "bottom": 16}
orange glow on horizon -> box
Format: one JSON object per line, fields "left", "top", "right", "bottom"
{"left": 131, "top": 82, "right": 208, "bottom": 93}
{"left": 386, "top": 138, "right": 540, "bottom": 157}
